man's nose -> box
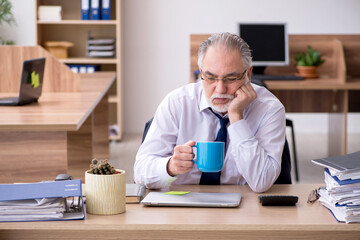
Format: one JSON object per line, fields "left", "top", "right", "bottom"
{"left": 214, "top": 80, "right": 227, "bottom": 93}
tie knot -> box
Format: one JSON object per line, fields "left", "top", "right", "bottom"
{"left": 209, "top": 108, "right": 229, "bottom": 127}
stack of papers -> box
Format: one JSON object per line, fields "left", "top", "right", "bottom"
{"left": 0, "top": 180, "right": 84, "bottom": 222}
{"left": 86, "top": 38, "right": 116, "bottom": 58}
{"left": 312, "top": 151, "right": 360, "bottom": 223}
{"left": 38, "top": 6, "right": 62, "bottom": 21}
{"left": 0, "top": 198, "right": 66, "bottom": 222}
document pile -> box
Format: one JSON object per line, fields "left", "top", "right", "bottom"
{"left": 312, "top": 151, "right": 360, "bottom": 223}
{"left": 0, "top": 180, "right": 84, "bottom": 222}
{"left": 87, "top": 38, "right": 115, "bottom": 58}
{"left": 38, "top": 6, "right": 62, "bottom": 21}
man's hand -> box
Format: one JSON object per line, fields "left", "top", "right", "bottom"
{"left": 167, "top": 140, "right": 196, "bottom": 177}
{"left": 228, "top": 80, "right": 257, "bottom": 124}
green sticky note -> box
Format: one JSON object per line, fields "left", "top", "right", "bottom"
{"left": 31, "top": 71, "right": 40, "bottom": 88}
{"left": 164, "top": 191, "right": 190, "bottom": 195}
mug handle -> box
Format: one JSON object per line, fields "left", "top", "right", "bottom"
{"left": 191, "top": 143, "right": 197, "bottom": 164}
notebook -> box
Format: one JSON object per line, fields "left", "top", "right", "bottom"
{"left": 141, "top": 191, "right": 242, "bottom": 208}
{"left": 0, "top": 58, "right": 46, "bottom": 106}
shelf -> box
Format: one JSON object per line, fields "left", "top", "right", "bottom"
{"left": 60, "top": 58, "right": 118, "bottom": 64}
{"left": 109, "top": 134, "right": 121, "bottom": 141}
{"left": 36, "top": 0, "right": 122, "bottom": 140}
{"left": 37, "top": 20, "right": 117, "bottom": 25}
{"left": 108, "top": 95, "right": 118, "bottom": 103}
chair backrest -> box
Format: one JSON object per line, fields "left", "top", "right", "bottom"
{"left": 141, "top": 117, "right": 292, "bottom": 184}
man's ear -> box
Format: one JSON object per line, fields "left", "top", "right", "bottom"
{"left": 247, "top": 66, "right": 253, "bottom": 82}
{"left": 244, "top": 66, "right": 252, "bottom": 84}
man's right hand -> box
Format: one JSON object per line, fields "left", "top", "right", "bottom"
{"left": 167, "top": 140, "right": 196, "bottom": 177}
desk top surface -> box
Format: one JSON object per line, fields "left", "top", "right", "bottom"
{"left": 1, "top": 184, "right": 359, "bottom": 232}
{"left": 0, "top": 72, "right": 115, "bottom": 131}
{"left": 265, "top": 78, "right": 360, "bottom": 90}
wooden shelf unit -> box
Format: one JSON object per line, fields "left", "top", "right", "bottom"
{"left": 190, "top": 34, "right": 360, "bottom": 156}
{"left": 35, "top": 0, "right": 123, "bottom": 140}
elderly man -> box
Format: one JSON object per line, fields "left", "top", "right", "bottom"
{"left": 135, "top": 32, "right": 286, "bottom": 193}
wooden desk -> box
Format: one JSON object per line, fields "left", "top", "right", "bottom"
{"left": 0, "top": 72, "right": 115, "bottom": 184}
{"left": 0, "top": 184, "right": 359, "bottom": 240}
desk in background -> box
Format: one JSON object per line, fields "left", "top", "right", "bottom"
{"left": 191, "top": 34, "right": 360, "bottom": 157}
{"left": 0, "top": 72, "right": 115, "bottom": 183}
{"left": 0, "top": 184, "right": 359, "bottom": 239}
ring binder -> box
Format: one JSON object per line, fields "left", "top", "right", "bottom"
{"left": 0, "top": 180, "right": 85, "bottom": 222}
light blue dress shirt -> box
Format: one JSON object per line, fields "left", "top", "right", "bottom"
{"left": 135, "top": 82, "right": 286, "bottom": 193}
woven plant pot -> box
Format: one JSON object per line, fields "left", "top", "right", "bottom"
{"left": 85, "top": 169, "right": 126, "bottom": 215}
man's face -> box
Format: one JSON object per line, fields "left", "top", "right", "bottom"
{"left": 201, "top": 46, "right": 248, "bottom": 113}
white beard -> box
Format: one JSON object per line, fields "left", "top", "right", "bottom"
{"left": 207, "top": 93, "right": 234, "bottom": 113}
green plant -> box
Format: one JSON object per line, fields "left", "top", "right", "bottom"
{"left": 0, "top": 0, "right": 15, "bottom": 25}
{"left": 89, "top": 158, "right": 116, "bottom": 175}
{"left": 295, "top": 46, "right": 325, "bottom": 67}
{"left": 0, "top": 0, "right": 16, "bottom": 45}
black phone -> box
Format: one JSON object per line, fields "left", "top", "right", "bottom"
{"left": 258, "top": 195, "right": 298, "bottom": 206}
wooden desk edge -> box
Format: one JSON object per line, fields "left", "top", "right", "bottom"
{"left": 76, "top": 72, "right": 116, "bottom": 130}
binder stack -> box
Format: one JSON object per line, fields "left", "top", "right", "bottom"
{"left": 312, "top": 151, "right": 360, "bottom": 223}
{"left": 0, "top": 180, "right": 85, "bottom": 222}
{"left": 82, "top": 0, "right": 111, "bottom": 20}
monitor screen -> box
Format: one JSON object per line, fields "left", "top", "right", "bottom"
{"left": 239, "top": 23, "right": 289, "bottom": 67}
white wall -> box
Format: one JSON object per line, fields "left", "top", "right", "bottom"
{"left": 122, "top": 0, "right": 360, "bottom": 133}
{"left": 3, "top": 0, "right": 360, "bottom": 133}
{"left": 0, "top": 0, "right": 35, "bottom": 45}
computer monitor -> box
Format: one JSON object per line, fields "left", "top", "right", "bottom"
{"left": 239, "top": 23, "right": 289, "bottom": 75}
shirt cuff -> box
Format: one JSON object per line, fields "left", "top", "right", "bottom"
{"left": 158, "top": 157, "right": 177, "bottom": 185}
{"left": 228, "top": 119, "right": 253, "bottom": 142}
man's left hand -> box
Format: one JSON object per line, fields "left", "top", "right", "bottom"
{"left": 228, "top": 81, "right": 257, "bottom": 124}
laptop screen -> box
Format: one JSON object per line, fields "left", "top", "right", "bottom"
{"left": 18, "top": 58, "right": 46, "bottom": 103}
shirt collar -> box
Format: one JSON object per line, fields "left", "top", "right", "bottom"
{"left": 199, "top": 84, "right": 210, "bottom": 112}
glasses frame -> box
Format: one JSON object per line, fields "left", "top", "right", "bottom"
{"left": 200, "top": 69, "right": 248, "bottom": 85}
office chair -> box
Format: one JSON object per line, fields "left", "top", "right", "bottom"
{"left": 252, "top": 78, "right": 299, "bottom": 182}
{"left": 141, "top": 117, "right": 292, "bottom": 184}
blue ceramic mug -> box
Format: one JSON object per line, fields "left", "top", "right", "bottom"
{"left": 193, "top": 142, "right": 224, "bottom": 172}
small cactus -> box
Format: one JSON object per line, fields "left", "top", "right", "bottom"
{"left": 89, "top": 158, "right": 116, "bottom": 175}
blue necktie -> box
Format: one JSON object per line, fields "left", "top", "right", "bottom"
{"left": 199, "top": 110, "right": 229, "bottom": 185}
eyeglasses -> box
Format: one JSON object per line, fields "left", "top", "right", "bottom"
{"left": 200, "top": 69, "right": 247, "bottom": 85}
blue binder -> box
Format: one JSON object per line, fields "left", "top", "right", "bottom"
{"left": 91, "top": 0, "right": 100, "bottom": 20}
{"left": 81, "top": 0, "right": 90, "bottom": 20}
{"left": 0, "top": 180, "right": 85, "bottom": 222}
{"left": 101, "top": 0, "right": 111, "bottom": 20}
{"left": 325, "top": 168, "right": 360, "bottom": 186}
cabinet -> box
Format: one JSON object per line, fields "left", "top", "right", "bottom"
{"left": 35, "top": 0, "right": 122, "bottom": 140}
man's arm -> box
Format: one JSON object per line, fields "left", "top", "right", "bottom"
{"left": 228, "top": 80, "right": 285, "bottom": 193}
{"left": 134, "top": 93, "right": 196, "bottom": 189}
{"left": 228, "top": 108, "right": 285, "bottom": 193}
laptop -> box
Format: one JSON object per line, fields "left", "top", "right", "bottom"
{"left": 141, "top": 191, "right": 242, "bottom": 208}
{"left": 0, "top": 58, "right": 46, "bottom": 106}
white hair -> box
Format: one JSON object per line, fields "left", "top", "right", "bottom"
{"left": 198, "top": 32, "right": 252, "bottom": 70}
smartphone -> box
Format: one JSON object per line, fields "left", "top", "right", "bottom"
{"left": 258, "top": 195, "right": 298, "bottom": 206}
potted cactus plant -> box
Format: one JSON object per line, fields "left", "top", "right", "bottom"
{"left": 85, "top": 158, "right": 126, "bottom": 215}
{"left": 295, "top": 45, "right": 325, "bottom": 78}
